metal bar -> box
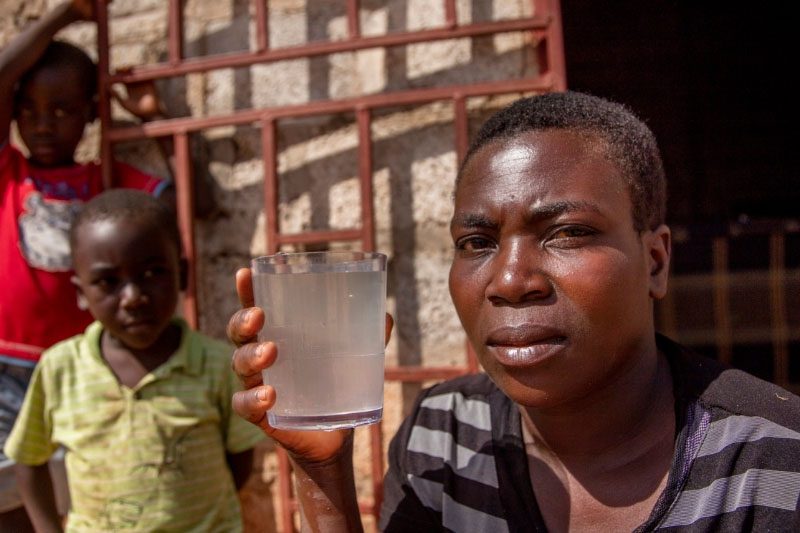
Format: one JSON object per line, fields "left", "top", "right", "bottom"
{"left": 288, "top": 499, "right": 377, "bottom": 515}
{"left": 276, "top": 447, "right": 296, "bottom": 533}
{"left": 346, "top": 0, "right": 361, "bottom": 39}
{"left": 453, "top": 95, "right": 468, "bottom": 166}
{"left": 107, "top": 16, "right": 550, "bottom": 83}
{"left": 95, "top": 0, "right": 114, "bottom": 189}
{"left": 357, "top": 108, "right": 376, "bottom": 252}
{"left": 173, "top": 132, "right": 198, "bottom": 328}
{"left": 262, "top": 118, "right": 279, "bottom": 255}
{"left": 253, "top": 0, "right": 269, "bottom": 53}
{"left": 276, "top": 229, "right": 364, "bottom": 247}
{"left": 769, "top": 233, "right": 789, "bottom": 387}
{"left": 712, "top": 237, "right": 732, "bottom": 365}
{"left": 107, "top": 75, "right": 554, "bottom": 141}
{"left": 168, "top": 0, "right": 184, "bottom": 65}
{"left": 444, "top": 0, "right": 457, "bottom": 28}
{"left": 452, "top": 96, "right": 481, "bottom": 374}
{"left": 357, "top": 102, "right": 379, "bottom": 527}
{"left": 535, "top": 0, "right": 567, "bottom": 90}
{"left": 369, "top": 422, "right": 384, "bottom": 523}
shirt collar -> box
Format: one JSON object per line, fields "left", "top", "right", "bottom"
{"left": 85, "top": 317, "right": 202, "bottom": 379}
{"left": 151, "top": 317, "right": 202, "bottom": 377}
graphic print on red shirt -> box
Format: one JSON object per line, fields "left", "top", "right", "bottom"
{"left": 0, "top": 142, "right": 166, "bottom": 362}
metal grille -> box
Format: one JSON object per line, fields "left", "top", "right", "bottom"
{"left": 93, "top": 1, "right": 566, "bottom": 530}
{"left": 657, "top": 220, "right": 800, "bottom": 394}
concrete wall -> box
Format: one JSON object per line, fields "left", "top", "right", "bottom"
{"left": 2, "top": 1, "right": 540, "bottom": 530}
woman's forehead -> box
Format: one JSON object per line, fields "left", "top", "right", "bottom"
{"left": 458, "top": 130, "right": 618, "bottom": 189}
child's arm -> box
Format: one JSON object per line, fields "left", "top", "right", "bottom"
{"left": 0, "top": 0, "right": 101, "bottom": 145}
{"left": 112, "top": 78, "right": 217, "bottom": 218}
{"left": 14, "top": 463, "right": 62, "bottom": 533}
{"left": 225, "top": 449, "right": 255, "bottom": 491}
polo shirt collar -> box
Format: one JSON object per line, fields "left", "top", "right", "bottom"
{"left": 150, "top": 317, "right": 203, "bottom": 377}
{"left": 85, "top": 317, "right": 202, "bottom": 381}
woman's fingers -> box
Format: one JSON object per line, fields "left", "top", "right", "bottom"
{"left": 385, "top": 313, "right": 394, "bottom": 346}
{"left": 232, "top": 385, "right": 275, "bottom": 432}
{"left": 226, "top": 306, "right": 264, "bottom": 348}
{"left": 232, "top": 341, "right": 276, "bottom": 390}
{"left": 235, "top": 267, "right": 255, "bottom": 308}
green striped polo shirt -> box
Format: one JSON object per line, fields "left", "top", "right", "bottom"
{"left": 5, "top": 318, "right": 265, "bottom": 532}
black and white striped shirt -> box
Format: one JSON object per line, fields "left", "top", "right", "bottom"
{"left": 379, "top": 335, "right": 800, "bottom": 532}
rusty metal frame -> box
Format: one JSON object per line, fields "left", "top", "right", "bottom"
{"left": 657, "top": 217, "right": 800, "bottom": 396}
{"left": 94, "top": 0, "right": 566, "bottom": 530}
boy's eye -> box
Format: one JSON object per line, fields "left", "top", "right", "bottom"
{"left": 141, "top": 266, "right": 169, "bottom": 281}
{"left": 93, "top": 277, "right": 118, "bottom": 291}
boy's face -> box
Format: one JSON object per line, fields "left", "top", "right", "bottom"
{"left": 71, "top": 216, "right": 183, "bottom": 352}
{"left": 15, "top": 64, "right": 94, "bottom": 168}
{"left": 449, "top": 129, "right": 670, "bottom": 410}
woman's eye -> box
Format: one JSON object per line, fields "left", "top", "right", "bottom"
{"left": 547, "top": 226, "right": 596, "bottom": 245}
{"left": 456, "top": 236, "right": 493, "bottom": 253}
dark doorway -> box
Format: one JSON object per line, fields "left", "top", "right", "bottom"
{"left": 561, "top": 2, "right": 800, "bottom": 390}
{"left": 560, "top": 1, "right": 797, "bottom": 226}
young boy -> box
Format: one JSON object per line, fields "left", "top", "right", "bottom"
{"left": 4, "top": 189, "right": 263, "bottom": 531}
{"left": 227, "top": 91, "right": 800, "bottom": 531}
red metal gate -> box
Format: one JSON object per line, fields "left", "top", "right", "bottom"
{"left": 94, "top": 1, "right": 567, "bottom": 530}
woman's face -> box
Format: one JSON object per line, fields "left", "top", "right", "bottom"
{"left": 448, "top": 129, "right": 670, "bottom": 410}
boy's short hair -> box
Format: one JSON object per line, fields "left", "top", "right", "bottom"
{"left": 16, "top": 40, "right": 97, "bottom": 103}
{"left": 460, "top": 91, "right": 667, "bottom": 231}
{"left": 69, "top": 189, "right": 181, "bottom": 255}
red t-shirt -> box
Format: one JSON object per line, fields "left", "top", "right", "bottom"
{"left": 0, "top": 142, "right": 168, "bottom": 362}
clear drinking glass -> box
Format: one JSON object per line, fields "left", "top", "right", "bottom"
{"left": 251, "top": 251, "right": 388, "bottom": 430}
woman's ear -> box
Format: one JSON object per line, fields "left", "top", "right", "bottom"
{"left": 646, "top": 224, "right": 671, "bottom": 299}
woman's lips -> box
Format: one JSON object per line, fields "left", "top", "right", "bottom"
{"left": 486, "top": 325, "right": 567, "bottom": 367}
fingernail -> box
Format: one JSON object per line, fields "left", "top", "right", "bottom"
{"left": 257, "top": 388, "right": 268, "bottom": 401}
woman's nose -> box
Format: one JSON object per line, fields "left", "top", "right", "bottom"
{"left": 485, "top": 242, "right": 553, "bottom": 304}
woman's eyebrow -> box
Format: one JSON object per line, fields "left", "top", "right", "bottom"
{"left": 451, "top": 200, "right": 603, "bottom": 230}
{"left": 527, "top": 200, "right": 603, "bottom": 221}
{"left": 450, "top": 212, "right": 498, "bottom": 230}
